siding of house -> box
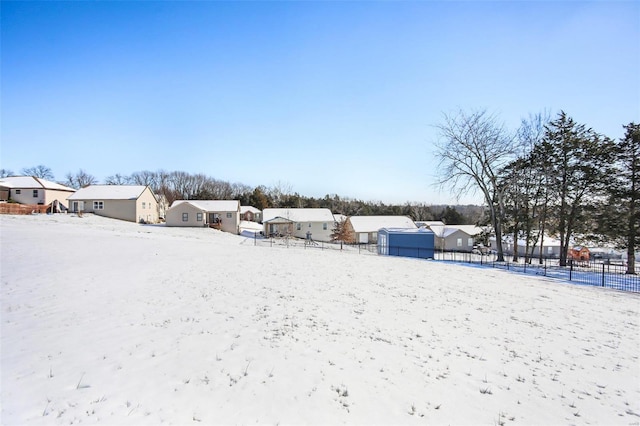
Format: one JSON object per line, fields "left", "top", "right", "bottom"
{"left": 83, "top": 199, "right": 137, "bottom": 222}
{"left": 216, "top": 210, "right": 240, "bottom": 234}
{"left": 443, "top": 230, "right": 475, "bottom": 252}
{"left": 136, "top": 187, "right": 160, "bottom": 223}
{"left": 68, "top": 186, "right": 159, "bottom": 223}
{"left": 8, "top": 188, "right": 74, "bottom": 206}
{"left": 292, "top": 221, "right": 332, "bottom": 241}
{"left": 166, "top": 202, "right": 205, "bottom": 227}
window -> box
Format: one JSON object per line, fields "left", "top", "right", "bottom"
{"left": 323, "top": 223, "right": 327, "bottom": 230}
{"left": 296, "top": 223, "right": 301, "bottom": 231}
{"left": 142, "top": 202, "right": 146, "bottom": 209}
{"left": 15, "top": 189, "right": 21, "bottom": 195}
{"left": 196, "top": 213, "right": 203, "bottom": 222}
{"left": 93, "top": 201, "right": 104, "bottom": 210}
{"left": 33, "top": 190, "right": 38, "bottom": 198}
{"left": 182, "top": 213, "right": 189, "bottom": 222}
{"left": 457, "top": 238, "right": 463, "bottom": 247}
{"left": 468, "top": 238, "right": 474, "bottom": 247}
{"left": 226, "top": 212, "right": 232, "bottom": 218}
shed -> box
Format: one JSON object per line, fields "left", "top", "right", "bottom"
{"left": 378, "top": 228, "right": 435, "bottom": 259}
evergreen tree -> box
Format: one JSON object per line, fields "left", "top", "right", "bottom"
{"left": 537, "top": 112, "right": 616, "bottom": 266}
{"left": 596, "top": 123, "right": 639, "bottom": 274}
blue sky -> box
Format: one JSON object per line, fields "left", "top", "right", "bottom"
{"left": 2, "top": 1, "right": 638, "bottom": 205}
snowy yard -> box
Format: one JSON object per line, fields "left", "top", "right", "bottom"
{"left": 1, "top": 214, "right": 639, "bottom": 425}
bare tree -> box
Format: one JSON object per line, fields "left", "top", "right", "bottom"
{"left": 501, "top": 112, "right": 551, "bottom": 263}
{"left": 64, "top": 169, "right": 97, "bottom": 189}
{"left": 21, "top": 165, "right": 54, "bottom": 180}
{"left": 0, "top": 169, "right": 15, "bottom": 178}
{"left": 434, "top": 109, "right": 517, "bottom": 261}
{"left": 268, "top": 181, "right": 293, "bottom": 207}
{"left": 105, "top": 173, "right": 131, "bottom": 185}
{"left": 130, "top": 170, "right": 157, "bottom": 187}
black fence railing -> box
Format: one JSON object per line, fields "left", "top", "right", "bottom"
{"left": 249, "top": 236, "right": 639, "bottom": 293}
{"left": 433, "top": 250, "right": 640, "bottom": 293}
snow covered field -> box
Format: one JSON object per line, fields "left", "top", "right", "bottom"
{"left": 1, "top": 213, "right": 639, "bottom": 425}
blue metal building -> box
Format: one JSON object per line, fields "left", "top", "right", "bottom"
{"left": 377, "top": 227, "right": 435, "bottom": 259}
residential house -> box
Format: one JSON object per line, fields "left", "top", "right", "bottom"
{"left": 343, "top": 216, "right": 417, "bottom": 244}
{"left": 262, "top": 208, "right": 335, "bottom": 242}
{"left": 166, "top": 200, "right": 241, "bottom": 234}
{"left": 421, "top": 223, "right": 484, "bottom": 252}
{"left": 240, "top": 206, "right": 262, "bottom": 222}
{"left": 490, "top": 234, "right": 563, "bottom": 259}
{"left": 569, "top": 246, "right": 590, "bottom": 261}
{"left": 0, "top": 176, "right": 75, "bottom": 211}
{"left": 67, "top": 185, "right": 159, "bottom": 223}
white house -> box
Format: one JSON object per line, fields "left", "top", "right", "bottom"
{"left": 0, "top": 176, "right": 75, "bottom": 211}
{"left": 166, "top": 200, "right": 241, "bottom": 234}
{"left": 344, "top": 216, "right": 417, "bottom": 244}
{"left": 262, "top": 208, "right": 336, "bottom": 242}
{"left": 67, "top": 185, "right": 159, "bottom": 223}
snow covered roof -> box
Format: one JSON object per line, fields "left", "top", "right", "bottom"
{"left": 68, "top": 185, "right": 151, "bottom": 201}
{"left": 0, "top": 176, "right": 75, "bottom": 192}
{"left": 426, "top": 225, "right": 484, "bottom": 238}
{"left": 416, "top": 220, "right": 445, "bottom": 227}
{"left": 380, "top": 227, "right": 434, "bottom": 234}
{"left": 348, "top": 216, "right": 417, "bottom": 233}
{"left": 446, "top": 225, "right": 484, "bottom": 237}
{"left": 262, "top": 208, "right": 335, "bottom": 223}
{"left": 240, "top": 206, "right": 261, "bottom": 214}
{"left": 333, "top": 214, "right": 348, "bottom": 223}
{"left": 171, "top": 200, "right": 240, "bottom": 212}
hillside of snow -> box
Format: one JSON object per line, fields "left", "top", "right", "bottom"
{"left": 1, "top": 213, "right": 639, "bottom": 425}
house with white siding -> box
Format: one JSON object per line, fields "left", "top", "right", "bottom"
{"left": 343, "top": 216, "right": 417, "bottom": 244}
{"left": 67, "top": 185, "right": 159, "bottom": 223}
{"left": 166, "top": 200, "right": 241, "bottom": 234}
{"left": 262, "top": 208, "right": 336, "bottom": 242}
{"left": 0, "top": 176, "right": 75, "bottom": 211}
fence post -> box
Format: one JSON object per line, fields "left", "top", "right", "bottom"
{"left": 602, "top": 263, "right": 605, "bottom": 287}
{"left": 569, "top": 260, "right": 573, "bottom": 281}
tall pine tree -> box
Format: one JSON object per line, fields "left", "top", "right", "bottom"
{"left": 537, "top": 112, "right": 616, "bottom": 266}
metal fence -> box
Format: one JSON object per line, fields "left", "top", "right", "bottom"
{"left": 247, "top": 235, "right": 640, "bottom": 293}
{"left": 434, "top": 250, "right": 640, "bottom": 293}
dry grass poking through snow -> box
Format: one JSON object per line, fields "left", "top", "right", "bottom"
{"left": 1, "top": 214, "right": 639, "bottom": 425}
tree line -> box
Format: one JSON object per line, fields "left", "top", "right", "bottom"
{"left": 435, "top": 109, "right": 638, "bottom": 274}
{"left": 0, "top": 166, "right": 484, "bottom": 225}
